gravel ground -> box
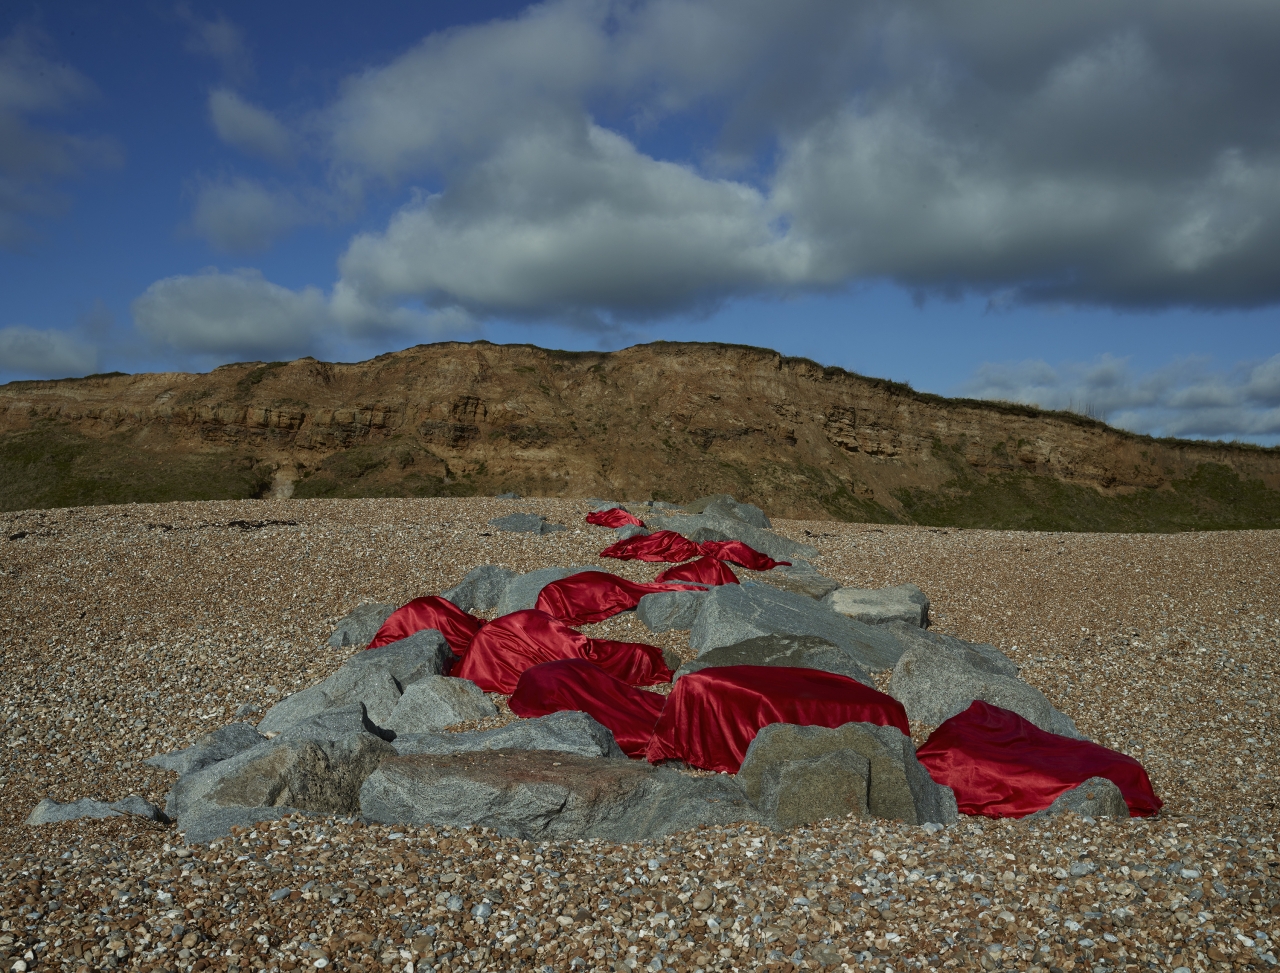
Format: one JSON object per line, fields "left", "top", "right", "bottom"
{"left": 1, "top": 497, "right": 1278, "bottom": 973}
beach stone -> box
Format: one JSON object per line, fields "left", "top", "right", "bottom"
{"left": 328, "top": 602, "right": 396, "bottom": 648}
{"left": 767, "top": 560, "right": 841, "bottom": 599}
{"left": 682, "top": 494, "right": 772, "bottom": 529}
{"left": 754, "top": 749, "right": 870, "bottom": 829}
{"left": 359, "top": 749, "right": 757, "bottom": 840}
{"left": 393, "top": 711, "right": 626, "bottom": 760}
{"left": 441, "top": 565, "right": 516, "bottom": 613}
{"left": 489, "top": 512, "right": 567, "bottom": 534}
{"left": 146, "top": 722, "right": 268, "bottom": 776}
{"left": 385, "top": 676, "right": 497, "bottom": 734}
{"left": 673, "top": 633, "right": 871, "bottom": 686}
{"left": 637, "top": 590, "right": 706, "bottom": 632}
{"left": 25, "top": 795, "right": 164, "bottom": 826}
{"left": 737, "top": 722, "right": 957, "bottom": 825}
{"left": 824, "top": 583, "right": 930, "bottom": 627}
{"left": 888, "top": 636, "right": 1081, "bottom": 738}
{"left": 495, "top": 566, "right": 593, "bottom": 615}
{"left": 1031, "top": 777, "right": 1130, "bottom": 819}
{"left": 689, "top": 583, "right": 905, "bottom": 671}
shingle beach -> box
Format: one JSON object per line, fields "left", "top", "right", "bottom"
{"left": 1, "top": 497, "right": 1277, "bottom": 972}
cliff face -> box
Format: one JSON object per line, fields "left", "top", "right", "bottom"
{"left": 2, "top": 341, "right": 1278, "bottom": 529}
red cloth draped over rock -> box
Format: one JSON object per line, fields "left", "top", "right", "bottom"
{"left": 509, "top": 659, "right": 667, "bottom": 758}
{"left": 915, "top": 700, "right": 1162, "bottom": 818}
{"left": 366, "top": 596, "right": 485, "bottom": 655}
{"left": 655, "top": 556, "right": 739, "bottom": 586}
{"left": 534, "top": 571, "right": 708, "bottom": 626}
{"left": 696, "top": 540, "right": 790, "bottom": 571}
{"left": 645, "top": 665, "right": 911, "bottom": 774}
{"left": 599, "top": 530, "right": 703, "bottom": 563}
{"left": 586, "top": 508, "right": 645, "bottom": 528}
{"left": 453, "top": 609, "right": 673, "bottom": 694}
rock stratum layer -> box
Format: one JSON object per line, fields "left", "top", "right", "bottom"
{"left": 3, "top": 340, "right": 1278, "bottom": 529}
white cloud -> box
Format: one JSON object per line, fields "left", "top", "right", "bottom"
{"left": 179, "top": 6, "right": 253, "bottom": 84}
{"left": 190, "top": 176, "right": 305, "bottom": 252}
{"left": 208, "top": 88, "right": 292, "bottom": 164}
{"left": 0, "top": 325, "right": 97, "bottom": 378}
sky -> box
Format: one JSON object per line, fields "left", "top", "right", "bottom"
{"left": 1, "top": 1, "right": 1279, "bottom": 445}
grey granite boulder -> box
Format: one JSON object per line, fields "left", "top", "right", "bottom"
{"left": 385, "top": 677, "right": 497, "bottom": 734}
{"left": 495, "top": 566, "right": 593, "bottom": 615}
{"left": 888, "top": 634, "right": 1081, "bottom": 738}
{"left": 673, "top": 634, "right": 871, "bottom": 686}
{"left": 26, "top": 795, "right": 165, "bottom": 826}
{"left": 256, "top": 630, "right": 453, "bottom": 734}
{"left": 393, "top": 711, "right": 626, "bottom": 760}
{"left": 644, "top": 513, "right": 816, "bottom": 562}
{"left": 489, "top": 512, "right": 567, "bottom": 534}
{"left": 755, "top": 749, "right": 870, "bottom": 829}
{"left": 441, "top": 565, "right": 516, "bottom": 613}
{"left": 274, "top": 702, "right": 396, "bottom": 743}
{"left": 685, "top": 525, "right": 731, "bottom": 544}
{"left": 328, "top": 602, "right": 397, "bottom": 648}
{"left": 612, "top": 523, "right": 649, "bottom": 541}
{"left": 682, "top": 494, "right": 772, "bottom": 529}
{"left": 737, "top": 723, "right": 957, "bottom": 826}
{"left": 689, "top": 583, "right": 905, "bottom": 671}
{"left": 766, "top": 561, "right": 841, "bottom": 599}
{"left": 180, "top": 806, "right": 305, "bottom": 845}
{"left": 883, "top": 621, "right": 1018, "bottom": 677}
{"left": 1030, "top": 777, "right": 1129, "bottom": 819}
{"left": 824, "top": 583, "right": 930, "bottom": 627}
{"left": 637, "top": 590, "right": 706, "bottom": 632}
{"left": 146, "top": 722, "right": 267, "bottom": 776}
{"left": 360, "top": 749, "right": 757, "bottom": 840}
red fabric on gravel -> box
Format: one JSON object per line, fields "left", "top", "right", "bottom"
{"left": 695, "top": 540, "right": 790, "bottom": 571}
{"left": 654, "top": 556, "right": 740, "bottom": 586}
{"left": 509, "top": 659, "right": 667, "bottom": 758}
{"left": 598, "top": 530, "right": 703, "bottom": 563}
{"left": 534, "top": 571, "right": 708, "bottom": 626}
{"left": 585, "top": 508, "right": 645, "bottom": 528}
{"left": 366, "top": 596, "right": 485, "bottom": 655}
{"left": 453, "top": 609, "right": 673, "bottom": 695}
{"left": 645, "top": 665, "right": 911, "bottom": 774}
{"left": 915, "top": 700, "right": 1162, "bottom": 818}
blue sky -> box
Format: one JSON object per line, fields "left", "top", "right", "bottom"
{"left": 2, "top": 1, "right": 1279, "bottom": 443}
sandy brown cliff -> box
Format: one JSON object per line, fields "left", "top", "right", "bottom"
{"left": 2, "top": 341, "right": 1278, "bottom": 529}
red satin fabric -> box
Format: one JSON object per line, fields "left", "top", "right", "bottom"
{"left": 366, "top": 596, "right": 485, "bottom": 655}
{"left": 696, "top": 540, "right": 790, "bottom": 571}
{"left": 645, "top": 665, "right": 911, "bottom": 774}
{"left": 453, "top": 609, "right": 673, "bottom": 694}
{"left": 915, "top": 700, "right": 1162, "bottom": 818}
{"left": 586, "top": 508, "right": 645, "bottom": 528}
{"left": 599, "top": 530, "right": 703, "bottom": 563}
{"left": 655, "top": 556, "right": 739, "bottom": 586}
{"left": 534, "top": 571, "right": 706, "bottom": 626}
{"left": 509, "top": 659, "right": 667, "bottom": 758}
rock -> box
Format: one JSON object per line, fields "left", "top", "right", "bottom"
{"left": 385, "top": 677, "right": 497, "bottom": 734}
{"left": 673, "top": 634, "right": 871, "bottom": 686}
{"left": 612, "top": 523, "right": 650, "bottom": 541}
{"left": 441, "top": 565, "right": 517, "bottom": 613}
{"left": 180, "top": 806, "right": 304, "bottom": 845}
{"left": 495, "top": 491, "right": 521, "bottom": 499}
{"left": 274, "top": 702, "right": 395, "bottom": 744}
{"left": 644, "top": 513, "right": 816, "bottom": 562}
{"left": 755, "top": 749, "right": 870, "bottom": 829}
{"left": 235, "top": 703, "right": 262, "bottom": 718}
{"left": 146, "top": 722, "right": 268, "bottom": 776}
{"left": 689, "top": 583, "right": 905, "bottom": 671}
{"left": 495, "top": 566, "right": 592, "bottom": 615}
{"left": 824, "top": 583, "right": 930, "bottom": 627}
{"left": 327, "top": 602, "right": 397, "bottom": 649}
{"left": 737, "top": 723, "right": 957, "bottom": 825}
{"left": 393, "top": 711, "right": 626, "bottom": 760}
{"left": 887, "top": 633, "right": 1081, "bottom": 738}
{"left": 883, "top": 622, "right": 1019, "bottom": 677}
{"left": 1030, "top": 777, "right": 1129, "bottom": 819}
{"left": 25, "top": 795, "right": 165, "bottom": 826}
{"left": 682, "top": 494, "right": 772, "bottom": 529}
{"left": 359, "top": 749, "right": 757, "bottom": 839}
{"left": 766, "top": 561, "right": 841, "bottom": 599}
{"left": 636, "top": 590, "right": 706, "bottom": 632}
{"left": 488, "top": 512, "right": 568, "bottom": 534}
{"left": 256, "top": 630, "right": 454, "bottom": 734}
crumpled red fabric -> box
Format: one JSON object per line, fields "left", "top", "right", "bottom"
{"left": 645, "top": 665, "right": 911, "bottom": 773}
{"left": 599, "top": 530, "right": 703, "bottom": 563}
{"left": 366, "top": 596, "right": 485, "bottom": 655}
{"left": 534, "top": 571, "right": 708, "bottom": 626}
{"left": 696, "top": 540, "right": 790, "bottom": 571}
{"left": 453, "top": 609, "right": 673, "bottom": 694}
{"left": 655, "top": 556, "right": 739, "bottom": 586}
{"left": 915, "top": 700, "right": 1162, "bottom": 818}
{"left": 509, "top": 659, "right": 667, "bottom": 758}
{"left": 585, "top": 508, "right": 645, "bottom": 528}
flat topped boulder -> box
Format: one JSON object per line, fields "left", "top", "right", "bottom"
{"left": 765, "top": 561, "right": 841, "bottom": 600}
{"left": 360, "top": 749, "right": 757, "bottom": 841}
{"left": 393, "top": 711, "right": 626, "bottom": 761}
{"left": 824, "top": 583, "right": 930, "bottom": 627}
{"left": 674, "top": 633, "right": 871, "bottom": 686}
{"left": 146, "top": 722, "right": 267, "bottom": 776}
{"left": 636, "top": 590, "right": 706, "bottom": 632}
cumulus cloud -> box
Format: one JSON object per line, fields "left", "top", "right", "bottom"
{"left": 179, "top": 5, "right": 253, "bottom": 84}
{"left": 964, "top": 353, "right": 1280, "bottom": 442}
{"left": 0, "top": 325, "right": 98, "bottom": 378}
{"left": 207, "top": 89, "right": 293, "bottom": 164}
{"left": 189, "top": 176, "right": 306, "bottom": 252}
